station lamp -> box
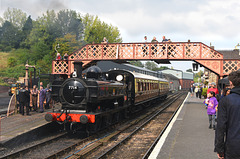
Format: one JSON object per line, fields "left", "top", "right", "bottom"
{"left": 192, "top": 63, "right": 198, "bottom": 71}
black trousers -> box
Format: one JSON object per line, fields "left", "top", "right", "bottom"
{"left": 198, "top": 92, "right": 202, "bottom": 99}
{"left": 20, "top": 102, "right": 25, "bottom": 115}
{"left": 26, "top": 102, "right": 30, "bottom": 115}
{"left": 20, "top": 102, "right": 30, "bottom": 115}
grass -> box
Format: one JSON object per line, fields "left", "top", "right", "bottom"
{"left": 0, "top": 52, "right": 14, "bottom": 69}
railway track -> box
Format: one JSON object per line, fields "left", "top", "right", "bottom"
{"left": 60, "top": 92, "right": 187, "bottom": 159}
{"left": 1, "top": 92, "right": 186, "bottom": 159}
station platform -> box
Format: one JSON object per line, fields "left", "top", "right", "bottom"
{"left": 149, "top": 93, "right": 217, "bottom": 159}
{"left": 0, "top": 111, "right": 48, "bottom": 146}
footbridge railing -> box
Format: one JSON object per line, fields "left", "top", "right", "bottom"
{"left": 52, "top": 42, "right": 240, "bottom": 77}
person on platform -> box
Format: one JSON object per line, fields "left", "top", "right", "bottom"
{"left": 219, "top": 87, "right": 231, "bottom": 101}
{"left": 205, "top": 91, "right": 218, "bottom": 129}
{"left": 198, "top": 85, "right": 203, "bottom": 99}
{"left": 215, "top": 70, "right": 240, "bottom": 159}
{"left": 207, "top": 82, "right": 219, "bottom": 95}
{"left": 101, "top": 37, "right": 108, "bottom": 44}
{"left": 189, "top": 84, "right": 195, "bottom": 97}
{"left": 151, "top": 36, "right": 158, "bottom": 42}
{"left": 39, "top": 85, "right": 46, "bottom": 113}
{"left": 63, "top": 53, "right": 68, "bottom": 60}
{"left": 25, "top": 86, "right": 31, "bottom": 114}
{"left": 19, "top": 86, "right": 28, "bottom": 115}
{"left": 45, "top": 84, "right": 51, "bottom": 109}
{"left": 194, "top": 86, "right": 199, "bottom": 98}
{"left": 56, "top": 53, "right": 62, "bottom": 60}
{"left": 162, "top": 36, "right": 171, "bottom": 42}
{"left": 31, "top": 85, "right": 38, "bottom": 111}
{"left": 143, "top": 36, "right": 147, "bottom": 42}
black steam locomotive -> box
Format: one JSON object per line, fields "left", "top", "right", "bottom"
{"left": 45, "top": 62, "right": 169, "bottom": 131}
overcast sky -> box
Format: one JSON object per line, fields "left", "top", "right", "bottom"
{"left": 1, "top": 0, "right": 240, "bottom": 72}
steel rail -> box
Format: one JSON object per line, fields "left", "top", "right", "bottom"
{"left": 1, "top": 132, "right": 68, "bottom": 159}
{"left": 95, "top": 92, "right": 185, "bottom": 159}
{"left": 142, "top": 93, "right": 187, "bottom": 159}
{"left": 57, "top": 93, "right": 180, "bottom": 159}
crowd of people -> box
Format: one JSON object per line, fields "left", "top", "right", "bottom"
{"left": 189, "top": 70, "right": 240, "bottom": 159}
{"left": 143, "top": 35, "right": 171, "bottom": 43}
{"left": 17, "top": 82, "right": 52, "bottom": 116}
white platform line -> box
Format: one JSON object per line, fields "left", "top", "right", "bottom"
{"left": 148, "top": 93, "right": 189, "bottom": 159}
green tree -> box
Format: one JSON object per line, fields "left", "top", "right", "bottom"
{"left": 82, "top": 14, "right": 122, "bottom": 44}
{"left": 129, "top": 61, "right": 144, "bottom": 68}
{"left": 3, "top": 8, "right": 27, "bottom": 29}
{"left": 186, "top": 69, "right": 193, "bottom": 72}
{"left": 158, "top": 66, "right": 169, "bottom": 70}
{"left": 51, "top": 33, "right": 85, "bottom": 58}
{"left": 193, "top": 70, "right": 203, "bottom": 83}
{"left": 30, "top": 40, "right": 51, "bottom": 64}
{"left": 0, "top": 21, "right": 22, "bottom": 50}
{"left": 13, "top": 48, "right": 31, "bottom": 65}
{"left": 7, "top": 57, "right": 17, "bottom": 67}
{"left": 21, "top": 15, "right": 33, "bottom": 48}
{"left": 145, "top": 61, "right": 158, "bottom": 71}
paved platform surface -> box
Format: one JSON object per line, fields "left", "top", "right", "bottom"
{"left": 0, "top": 111, "right": 48, "bottom": 144}
{"left": 150, "top": 93, "right": 217, "bottom": 159}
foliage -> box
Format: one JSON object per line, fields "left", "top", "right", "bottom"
{"left": 2, "top": 8, "right": 27, "bottom": 29}
{"left": 129, "top": 61, "right": 144, "bottom": 68}
{"left": 0, "top": 21, "right": 23, "bottom": 49}
{"left": 7, "top": 57, "right": 17, "bottom": 67}
{"left": 0, "top": 65, "right": 26, "bottom": 78}
{"left": 193, "top": 70, "right": 203, "bottom": 83}
{"left": 202, "top": 88, "right": 208, "bottom": 98}
{"left": 145, "top": 61, "right": 158, "bottom": 70}
{"left": 51, "top": 34, "right": 85, "bottom": 58}
{"left": 82, "top": 14, "right": 122, "bottom": 44}
{"left": 204, "top": 81, "right": 208, "bottom": 86}
{"left": 186, "top": 69, "right": 193, "bottom": 72}
{"left": 12, "top": 48, "right": 31, "bottom": 65}
{"left": 0, "top": 8, "right": 123, "bottom": 84}
{"left": 143, "top": 61, "right": 169, "bottom": 71}
{"left": 158, "top": 66, "right": 169, "bottom": 70}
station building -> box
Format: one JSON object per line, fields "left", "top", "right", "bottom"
{"left": 159, "top": 69, "right": 193, "bottom": 91}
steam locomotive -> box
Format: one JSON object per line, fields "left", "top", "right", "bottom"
{"left": 45, "top": 62, "right": 169, "bottom": 131}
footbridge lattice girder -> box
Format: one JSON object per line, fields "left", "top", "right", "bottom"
{"left": 52, "top": 42, "right": 240, "bottom": 77}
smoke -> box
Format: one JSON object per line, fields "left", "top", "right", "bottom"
{"left": 0, "top": 0, "right": 68, "bottom": 19}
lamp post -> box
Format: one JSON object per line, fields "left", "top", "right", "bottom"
{"left": 55, "top": 43, "right": 60, "bottom": 53}
{"left": 38, "top": 67, "right": 41, "bottom": 89}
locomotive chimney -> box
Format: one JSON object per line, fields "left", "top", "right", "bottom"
{"left": 73, "top": 61, "right": 83, "bottom": 78}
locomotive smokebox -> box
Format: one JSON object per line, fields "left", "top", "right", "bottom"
{"left": 73, "top": 61, "right": 83, "bottom": 78}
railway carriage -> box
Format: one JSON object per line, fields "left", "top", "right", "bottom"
{"left": 45, "top": 62, "right": 169, "bottom": 131}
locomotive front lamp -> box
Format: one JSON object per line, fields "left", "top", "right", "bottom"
{"left": 116, "top": 75, "right": 123, "bottom": 81}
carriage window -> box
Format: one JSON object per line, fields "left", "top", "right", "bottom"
{"left": 138, "top": 82, "right": 141, "bottom": 91}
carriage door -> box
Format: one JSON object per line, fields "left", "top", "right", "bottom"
{"left": 125, "top": 74, "right": 135, "bottom": 105}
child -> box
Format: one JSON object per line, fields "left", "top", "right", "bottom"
{"left": 203, "top": 93, "right": 210, "bottom": 109}
{"left": 205, "top": 91, "right": 218, "bottom": 130}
